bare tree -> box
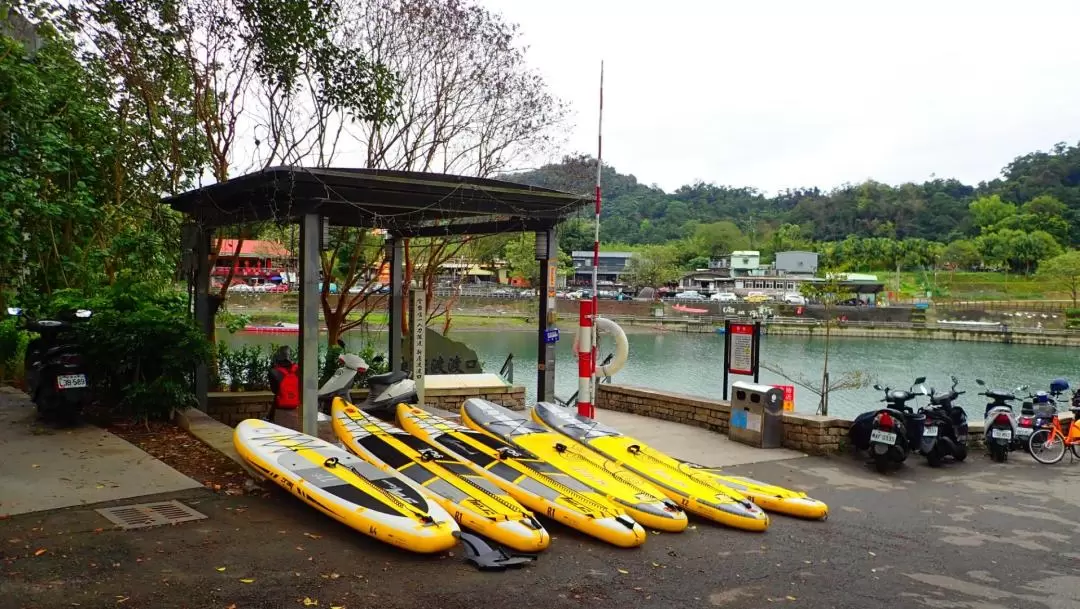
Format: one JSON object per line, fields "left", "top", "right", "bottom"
{"left": 334, "top": 0, "right": 568, "bottom": 332}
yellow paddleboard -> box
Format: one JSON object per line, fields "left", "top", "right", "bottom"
{"left": 397, "top": 404, "right": 647, "bottom": 548}
{"left": 532, "top": 401, "right": 770, "bottom": 531}
{"left": 233, "top": 419, "right": 458, "bottom": 554}
{"left": 461, "top": 399, "right": 688, "bottom": 533}
{"left": 332, "top": 398, "right": 550, "bottom": 553}
{"left": 530, "top": 402, "right": 827, "bottom": 520}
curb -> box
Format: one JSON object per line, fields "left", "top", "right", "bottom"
{"left": 173, "top": 407, "right": 263, "bottom": 480}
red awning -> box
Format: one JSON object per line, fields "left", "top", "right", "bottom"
{"left": 216, "top": 239, "right": 291, "bottom": 258}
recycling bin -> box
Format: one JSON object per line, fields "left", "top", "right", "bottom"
{"left": 727, "top": 381, "right": 785, "bottom": 448}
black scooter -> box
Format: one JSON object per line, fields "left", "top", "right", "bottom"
{"left": 850, "top": 377, "right": 927, "bottom": 473}
{"left": 917, "top": 376, "right": 968, "bottom": 467}
{"left": 8, "top": 306, "right": 93, "bottom": 424}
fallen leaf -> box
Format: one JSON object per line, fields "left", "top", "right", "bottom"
{"left": 786, "top": 596, "right": 797, "bottom": 601}
{"left": 32, "top": 464, "right": 40, "bottom": 469}
{"left": 94, "top": 528, "right": 104, "bottom": 533}
{"left": 330, "top": 606, "right": 344, "bottom": 609}
{"left": 651, "top": 562, "right": 660, "bottom": 568}
{"left": 302, "top": 598, "right": 318, "bottom": 607}
{"left": 328, "top": 572, "right": 340, "bottom": 579}
{"left": 115, "top": 597, "right": 129, "bottom": 604}
{"left": 303, "top": 533, "right": 322, "bottom": 540}
{"left": 33, "top": 549, "right": 46, "bottom": 556}
{"left": 868, "top": 551, "right": 876, "bottom": 557}
{"left": 96, "top": 485, "right": 105, "bottom": 489}
{"left": 226, "top": 605, "right": 237, "bottom": 609}
{"left": 616, "top": 568, "right": 628, "bottom": 574}
{"left": 216, "top": 567, "right": 226, "bottom": 572}
{"left": 239, "top": 578, "right": 255, "bottom": 584}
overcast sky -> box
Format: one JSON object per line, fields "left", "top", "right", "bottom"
{"left": 480, "top": 0, "right": 1080, "bottom": 194}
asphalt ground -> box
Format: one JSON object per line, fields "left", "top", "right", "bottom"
{"left": 4, "top": 449, "right": 1080, "bottom": 609}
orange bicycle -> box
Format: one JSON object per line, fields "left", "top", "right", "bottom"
{"left": 1028, "top": 409, "right": 1080, "bottom": 464}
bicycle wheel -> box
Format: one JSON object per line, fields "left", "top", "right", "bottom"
{"left": 1029, "top": 429, "right": 1066, "bottom": 464}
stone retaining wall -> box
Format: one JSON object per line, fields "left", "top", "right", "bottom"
{"left": 596, "top": 384, "right": 850, "bottom": 455}
{"left": 206, "top": 384, "right": 525, "bottom": 427}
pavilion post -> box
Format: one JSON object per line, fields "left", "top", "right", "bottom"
{"left": 387, "top": 236, "right": 404, "bottom": 373}
{"left": 192, "top": 225, "right": 212, "bottom": 412}
{"left": 536, "top": 227, "right": 557, "bottom": 403}
{"left": 298, "top": 214, "right": 320, "bottom": 435}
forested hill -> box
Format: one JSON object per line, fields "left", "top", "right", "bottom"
{"left": 507, "top": 144, "right": 1080, "bottom": 249}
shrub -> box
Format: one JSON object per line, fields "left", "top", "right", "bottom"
{"left": 0, "top": 317, "right": 28, "bottom": 383}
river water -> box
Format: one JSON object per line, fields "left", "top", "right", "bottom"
{"left": 227, "top": 330, "right": 1077, "bottom": 421}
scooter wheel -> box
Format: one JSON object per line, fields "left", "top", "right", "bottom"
{"left": 873, "top": 455, "right": 890, "bottom": 474}
{"left": 926, "top": 448, "right": 943, "bottom": 468}
{"left": 989, "top": 444, "right": 1007, "bottom": 463}
{"left": 954, "top": 444, "right": 967, "bottom": 462}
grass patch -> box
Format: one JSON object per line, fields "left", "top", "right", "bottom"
{"left": 885, "top": 271, "right": 1065, "bottom": 301}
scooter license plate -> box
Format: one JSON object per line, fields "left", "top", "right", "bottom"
{"left": 990, "top": 428, "right": 1012, "bottom": 440}
{"left": 56, "top": 374, "right": 87, "bottom": 389}
{"left": 923, "top": 426, "right": 938, "bottom": 437}
{"left": 870, "top": 430, "right": 897, "bottom": 444}
{"left": 1017, "top": 427, "right": 1034, "bottom": 437}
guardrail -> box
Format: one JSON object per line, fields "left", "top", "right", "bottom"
{"left": 607, "top": 314, "right": 1080, "bottom": 336}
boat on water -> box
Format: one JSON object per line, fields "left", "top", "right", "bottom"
{"left": 673, "top": 304, "right": 709, "bottom": 314}
{"left": 243, "top": 321, "right": 300, "bottom": 333}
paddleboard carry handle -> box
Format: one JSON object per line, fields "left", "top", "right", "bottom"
{"left": 627, "top": 444, "right": 641, "bottom": 454}
{"left": 324, "top": 457, "right": 339, "bottom": 468}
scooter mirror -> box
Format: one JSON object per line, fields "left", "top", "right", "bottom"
{"left": 914, "top": 376, "right": 927, "bottom": 385}
{"left": 75, "top": 309, "right": 92, "bottom": 318}
{"left": 873, "top": 384, "right": 883, "bottom": 391}
{"left": 976, "top": 379, "right": 986, "bottom": 386}
{"left": 951, "top": 375, "right": 958, "bottom": 384}
{"left": 6, "top": 307, "right": 20, "bottom": 316}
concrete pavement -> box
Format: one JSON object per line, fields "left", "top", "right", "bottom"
{"left": 5, "top": 448, "right": 1080, "bottom": 609}
{"left": 0, "top": 388, "right": 201, "bottom": 516}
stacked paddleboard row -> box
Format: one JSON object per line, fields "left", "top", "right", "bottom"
{"left": 233, "top": 398, "right": 828, "bottom": 554}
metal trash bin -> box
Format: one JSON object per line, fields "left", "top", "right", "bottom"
{"left": 728, "top": 381, "right": 785, "bottom": 448}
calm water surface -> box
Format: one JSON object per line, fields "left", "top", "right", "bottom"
{"left": 228, "top": 330, "right": 1078, "bottom": 421}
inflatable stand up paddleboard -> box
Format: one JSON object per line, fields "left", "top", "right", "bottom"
{"left": 396, "top": 404, "right": 647, "bottom": 548}
{"left": 531, "top": 401, "right": 770, "bottom": 531}
{"left": 530, "top": 403, "right": 826, "bottom": 520}
{"left": 233, "top": 419, "right": 459, "bottom": 554}
{"left": 331, "top": 398, "right": 550, "bottom": 553}
{"left": 460, "top": 399, "right": 688, "bottom": 533}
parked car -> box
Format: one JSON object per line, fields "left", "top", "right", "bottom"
{"left": 228, "top": 283, "right": 254, "bottom": 293}
{"left": 782, "top": 293, "right": 807, "bottom": 305}
{"left": 674, "top": 290, "right": 705, "bottom": 300}
{"left": 491, "top": 288, "right": 513, "bottom": 296}
{"left": 745, "top": 291, "right": 771, "bottom": 303}
{"left": 711, "top": 292, "right": 738, "bottom": 302}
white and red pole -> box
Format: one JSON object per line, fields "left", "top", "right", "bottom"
{"left": 578, "top": 61, "right": 604, "bottom": 419}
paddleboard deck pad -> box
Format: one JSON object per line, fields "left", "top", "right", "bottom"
{"left": 331, "top": 398, "right": 550, "bottom": 553}
{"left": 531, "top": 402, "right": 826, "bottom": 521}
{"left": 460, "top": 399, "right": 688, "bottom": 533}
{"left": 396, "top": 404, "right": 647, "bottom": 548}
{"left": 233, "top": 419, "right": 458, "bottom": 554}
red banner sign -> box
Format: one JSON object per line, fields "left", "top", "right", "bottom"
{"left": 727, "top": 323, "right": 755, "bottom": 375}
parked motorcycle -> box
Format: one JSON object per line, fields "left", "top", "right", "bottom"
{"left": 1018, "top": 386, "right": 1060, "bottom": 453}
{"left": 318, "top": 340, "right": 415, "bottom": 415}
{"left": 849, "top": 377, "right": 927, "bottom": 473}
{"left": 917, "top": 376, "right": 969, "bottom": 467}
{"left": 8, "top": 307, "right": 93, "bottom": 424}
{"left": 977, "top": 378, "right": 1025, "bottom": 462}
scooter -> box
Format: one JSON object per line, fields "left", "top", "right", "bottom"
{"left": 8, "top": 307, "right": 93, "bottom": 424}
{"left": 918, "top": 376, "right": 969, "bottom": 467}
{"left": 317, "top": 340, "right": 417, "bottom": 415}
{"left": 977, "top": 378, "right": 1025, "bottom": 463}
{"left": 1018, "top": 379, "right": 1067, "bottom": 453}
{"left": 850, "top": 377, "right": 927, "bottom": 473}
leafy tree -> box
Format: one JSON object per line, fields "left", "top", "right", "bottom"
{"left": 692, "top": 221, "right": 750, "bottom": 258}
{"left": 941, "top": 240, "right": 981, "bottom": 270}
{"left": 622, "top": 245, "right": 680, "bottom": 290}
{"left": 969, "top": 195, "right": 1017, "bottom": 231}
{"left": 503, "top": 234, "right": 571, "bottom": 285}
{"left": 1038, "top": 250, "right": 1080, "bottom": 306}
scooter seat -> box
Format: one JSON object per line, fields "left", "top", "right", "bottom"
{"left": 367, "top": 371, "right": 408, "bottom": 387}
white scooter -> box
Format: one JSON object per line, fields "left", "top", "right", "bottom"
{"left": 976, "top": 378, "right": 1026, "bottom": 463}
{"left": 317, "top": 340, "right": 418, "bottom": 414}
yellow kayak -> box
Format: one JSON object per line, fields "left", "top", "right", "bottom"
{"left": 233, "top": 419, "right": 458, "bottom": 554}
{"left": 332, "top": 399, "right": 550, "bottom": 553}
{"left": 461, "top": 399, "right": 688, "bottom": 533}
{"left": 396, "top": 404, "right": 647, "bottom": 548}
{"left": 531, "top": 401, "right": 770, "bottom": 531}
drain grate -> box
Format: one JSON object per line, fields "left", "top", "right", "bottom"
{"left": 95, "top": 500, "right": 207, "bottom": 530}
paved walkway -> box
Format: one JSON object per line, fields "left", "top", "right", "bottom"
{"left": 0, "top": 388, "right": 201, "bottom": 516}
{"left": 594, "top": 407, "right": 806, "bottom": 467}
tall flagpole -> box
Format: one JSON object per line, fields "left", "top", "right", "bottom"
{"left": 578, "top": 61, "right": 604, "bottom": 419}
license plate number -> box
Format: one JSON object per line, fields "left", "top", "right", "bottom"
{"left": 57, "top": 374, "right": 87, "bottom": 389}
{"left": 1017, "top": 427, "right": 1034, "bottom": 437}
{"left": 990, "top": 429, "right": 1012, "bottom": 440}
{"left": 870, "top": 430, "right": 897, "bottom": 444}
{"left": 923, "top": 426, "right": 938, "bottom": 437}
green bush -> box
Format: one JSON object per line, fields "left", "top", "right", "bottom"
{"left": 0, "top": 317, "right": 28, "bottom": 382}
{"left": 30, "top": 282, "right": 212, "bottom": 421}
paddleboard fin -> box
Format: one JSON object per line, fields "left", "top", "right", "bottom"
{"left": 459, "top": 532, "right": 537, "bottom": 571}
